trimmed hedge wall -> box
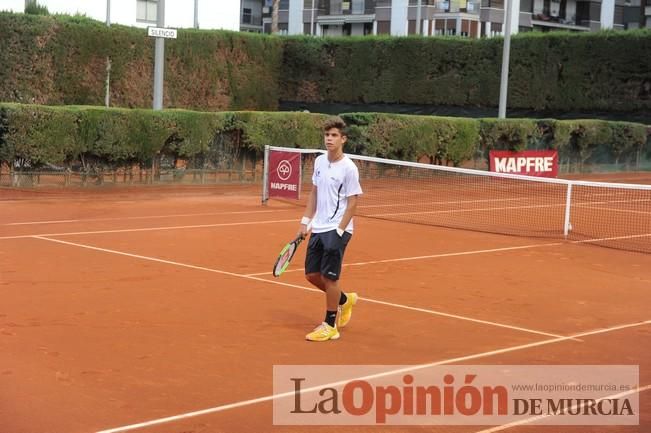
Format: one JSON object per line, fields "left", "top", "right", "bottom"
{"left": 1, "top": 104, "right": 648, "bottom": 173}
{"left": 0, "top": 13, "right": 283, "bottom": 110}
{"left": 281, "top": 31, "right": 651, "bottom": 112}
{"left": 1, "top": 13, "right": 650, "bottom": 114}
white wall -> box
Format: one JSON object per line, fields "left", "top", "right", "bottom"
{"left": 600, "top": 0, "right": 614, "bottom": 28}
{"left": 565, "top": 0, "right": 576, "bottom": 23}
{"left": 288, "top": 0, "right": 303, "bottom": 34}
{"left": 509, "top": 0, "right": 520, "bottom": 34}
{"left": 351, "top": 22, "right": 364, "bottom": 35}
{"left": 390, "top": 0, "right": 408, "bottom": 35}
{"left": 0, "top": 0, "right": 241, "bottom": 30}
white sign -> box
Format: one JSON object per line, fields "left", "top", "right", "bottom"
{"left": 147, "top": 27, "right": 178, "bottom": 39}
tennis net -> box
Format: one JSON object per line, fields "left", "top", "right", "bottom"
{"left": 262, "top": 146, "right": 651, "bottom": 254}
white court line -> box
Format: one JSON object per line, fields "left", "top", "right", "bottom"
{"left": 3, "top": 209, "right": 293, "bottom": 226}
{"left": 95, "top": 319, "right": 651, "bottom": 433}
{"left": 0, "top": 219, "right": 297, "bottom": 240}
{"left": 245, "top": 241, "right": 564, "bottom": 276}
{"left": 244, "top": 233, "right": 651, "bottom": 278}
{"left": 5, "top": 219, "right": 80, "bottom": 225}
{"left": 246, "top": 232, "right": 651, "bottom": 277}
{"left": 474, "top": 384, "right": 651, "bottom": 433}
{"left": 371, "top": 202, "right": 566, "bottom": 217}
{"left": 572, "top": 233, "right": 651, "bottom": 244}
{"left": 577, "top": 205, "right": 651, "bottom": 216}
{"left": 355, "top": 296, "right": 571, "bottom": 340}
{"left": 32, "top": 236, "right": 566, "bottom": 339}
{"left": 358, "top": 197, "right": 529, "bottom": 209}
{"left": 369, "top": 198, "right": 651, "bottom": 218}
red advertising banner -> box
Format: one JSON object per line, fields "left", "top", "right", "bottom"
{"left": 268, "top": 151, "right": 301, "bottom": 199}
{"left": 489, "top": 150, "right": 559, "bottom": 178}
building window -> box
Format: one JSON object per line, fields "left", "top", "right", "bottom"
{"left": 377, "top": 20, "right": 390, "bottom": 34}
{"left": 137, "top": 0, "right": 158, "bottom": 23}
{"left": 242, "top": 7, "right": 252, "bottom": 24}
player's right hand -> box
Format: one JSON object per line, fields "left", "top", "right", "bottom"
{"left": 297, "top": 223, "right": 308, "bottom": 239}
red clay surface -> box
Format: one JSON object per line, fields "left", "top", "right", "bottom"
{"left": 1, "top": 186, "right": 650, "bottom": 433}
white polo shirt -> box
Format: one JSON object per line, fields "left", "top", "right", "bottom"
{"left": 311, "top": 154, "right": 363, "bottom": 234}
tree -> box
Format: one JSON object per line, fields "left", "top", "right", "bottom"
{"left": 24, "top": 0, "right": 49, "bottom": 15}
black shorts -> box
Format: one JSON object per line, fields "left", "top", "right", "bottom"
{"left": 305, "top": 229, "right": 352, "bottom": 281}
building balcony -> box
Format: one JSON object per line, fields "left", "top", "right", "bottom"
{"left": 326, "top": 0, "right": 376, "bottom": 15}
{"left": 531, "top": 16, "right": 591, "bottom": 30}
{"left": 241, "top": 15, "right": 263, "bottom": 26}
{"left": 481, "top": 0, "right": 597, "bottom": 31}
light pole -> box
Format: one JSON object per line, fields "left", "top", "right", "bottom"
{"left": 310, "top": 0, "right": 316, "bottom": 35}
{"left": 106, "top": 0, "right": 110, "bottom": 26}
{"left": 498, "top": 0, "right": 513, "bottom": 118}
{"left": 153, "top": 0, "right": 166, "bottom": 110}
{"left": 194, "top": 0, "right": 199, "bottom": 28}
{"left": 105, "top": 0, "right": 111, "bottom": 108}
{"left": 416, "top": 0, "right": 422, "bottom": 35}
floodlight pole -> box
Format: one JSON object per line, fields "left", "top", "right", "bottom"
{"left": 105, "top": 0, "right": 111, "bottom": 108}
{"left": 194, "top": 0, "right": 199, "bottom": 28}
{"left": 498, "top": 0, "right": 513, "bottom": 118}
{"left": 310, "top": 0, "right": 316, "bottom": 35}
{"left": 153, "top": 0, "right": 166, "bottom": 110}
{"left": 416, "top": 0, "right": 422, "bottom": 35}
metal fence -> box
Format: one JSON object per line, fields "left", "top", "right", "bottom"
{"left": 0, "top": 168, "right": 261, "bottom": 188}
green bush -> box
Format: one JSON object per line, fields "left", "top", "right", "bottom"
{"left": 281, "top": 30, "right": 651, "bottom": 113}
{"left": 1, "top": 103, "right": 647, "bottom": 174}
{"left": 0, "top": 13, "right": 283, "bottom": 110}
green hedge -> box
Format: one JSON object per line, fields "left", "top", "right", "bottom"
{"left": 1, "top": 103, "right": 648, "bottom": 173}
{"left": 1, "top": 13, "right": 650, "bottom": 114}
{"left": 281, "top": 31, "right": 651, "bottom": 112}
{"left": 0, "top": 13, "right": 283, "bottom": 110}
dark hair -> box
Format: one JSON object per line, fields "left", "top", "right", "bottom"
{"left": 323, "top": 117, "right": 348, "bottom": 137}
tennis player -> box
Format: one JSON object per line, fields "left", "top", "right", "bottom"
{"left": 297, "top": 117, "right": 363, "bottom": 342}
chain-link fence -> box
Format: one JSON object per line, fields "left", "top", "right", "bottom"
{"left": 0, "top": 167, "right": 262, "bottom": 188}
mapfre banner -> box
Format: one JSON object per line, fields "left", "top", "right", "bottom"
{"left": 268, "top": 151, "right": 301, "bottom": 200}
{"left": 489, "top": 150, "right": 559, "bottom": 178}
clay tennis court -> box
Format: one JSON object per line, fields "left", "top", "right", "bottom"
{"left": 1, "top": 181, "right": 650, "bottom": 433}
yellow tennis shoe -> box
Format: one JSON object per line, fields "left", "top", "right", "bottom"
{"left": 305, "top": 322, "right": 340, "bottom": 342}
{"left": 337, "top": 292, "right": 358, "bottom": 328}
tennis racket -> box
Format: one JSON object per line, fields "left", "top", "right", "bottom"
{"left": 273, "top": 226, "right": 310, "bottom": 277}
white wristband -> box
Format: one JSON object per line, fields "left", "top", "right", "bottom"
{"left": 336, "top": 228, "right": 344, "bottom": 237}
{"left": 300, "top": 216, "right": 311, "bottom": 226}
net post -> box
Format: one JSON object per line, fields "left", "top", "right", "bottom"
{"left": 262, "top": 145, "right": 270, "bottom": 205}
{"left": 298, "top": 152, "right": 303, "bottom": 199}
{"left": 563, "top": 183, "right": 573, "bottom": 238}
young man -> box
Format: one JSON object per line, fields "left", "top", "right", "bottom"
{"left": 298, "top": 117, "right": 363, "bottom": 342}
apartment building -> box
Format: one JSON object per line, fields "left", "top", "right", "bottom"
{"left": 260, "top": 0, "right": 650, "bottom": 37}
{"left": 240, "top": 0, "right": 264, "bottom": 31}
